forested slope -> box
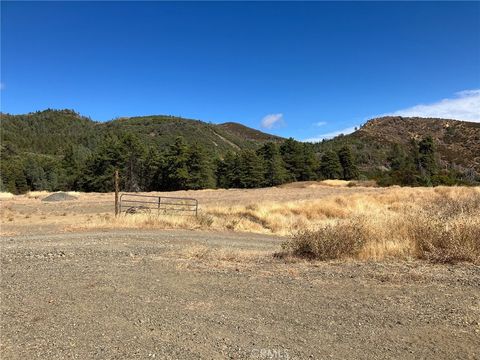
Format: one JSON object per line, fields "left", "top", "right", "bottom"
{"left": 1, "top": 110, "right": 478, "bottom": 193}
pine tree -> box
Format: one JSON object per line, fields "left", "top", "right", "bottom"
{"left": 387, "top": 143, "right": 406, "bottom": 171}
{"left": 216, "top": 151, "right": 242, "bottom": 188}
{"left": 1, "top": 158, "right": 29, "bottom": 194}
{"left": 280, "top": 138, "right": 305, "bottom": 181}
{"left": 215, "top": 157, "right": 228, "bottom": 188}
{"left": 186, "top": 144, "right": 215, "bottom": 190}
{"left": 164, "top": 137, "right": 190, "bottom": 190}
{"left": 319, "top": 151, "right": 342, "bottom": 179}
{"left": 300, "top": 144, "right": 318, "bottom": 181}
{"left": 24, "top": 158, "right": 49, "bottom": 191}
{"left": 337, "top": 146, "right": 359, "bottom": 180}
{"left": 79, "top": 135, "right": 123, "bottom": 192}
{"left": 120, "top": 133, "right": 146, "bottom": 192}
{"left": 257, "top": 143, "right": 288, "bottom": 186}
{"left": 239, "top": 149, "right": 265, "bottom": 188}
{"left": 418, "top": 136, "right": 437, "bottom": 178}
{"left": 141, "top": 147, "right": 163, "bottom": 191}
{"left": 60, "top": 144, "right": 85, "bottom": 190}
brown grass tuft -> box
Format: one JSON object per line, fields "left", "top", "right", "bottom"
{"left": 281, "top": 218, "right": 367, "bottom": 260}
{"left": 281, "top": 188, "right": 480, "bottom": 264}
{"left": 63, "top": 185, "right": 479, "bottom": 264}
{"left": 414, "top": 217, "right": 480, "bottom": 264}
{"left": 180, "top": 244, "right": 267, "bottom": 263}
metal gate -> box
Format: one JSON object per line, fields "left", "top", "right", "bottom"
{"left": 119, "top": 193, "right": 198, "bottom": 216}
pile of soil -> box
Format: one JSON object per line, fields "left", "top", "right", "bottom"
{"left": 42, "top": 192, "right": 78, "bottom": 202}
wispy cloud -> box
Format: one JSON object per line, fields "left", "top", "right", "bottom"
{"left": 379, "top": 89, "right": 480, "bottom": 122}
{"left": 314, "top": 121, "right": 327, "bottom": 127}
{"left": 0, "top": 82, "right": 5, "bottom": 91}
{"left": 261, "top": 113, "right": 284, "bottom": 129}
{"left": 304, "top": 126, "right": 357, "bottom": 143}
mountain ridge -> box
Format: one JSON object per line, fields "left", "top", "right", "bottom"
{"left": 0, "top": 109, "right": 283, "bottom": 157}
{"left": 312, "top": 115, "right": 480, "bottom": 175}
{"left": 2, "top": 109, "right": 479, "bottom": 178}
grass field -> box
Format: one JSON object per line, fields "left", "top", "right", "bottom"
{"left": 1, "top": 182, "right": 479, "bottom": 263}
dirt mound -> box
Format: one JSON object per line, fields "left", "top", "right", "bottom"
{"left": 42, "top": 192, "right": 78, "bottom": 202}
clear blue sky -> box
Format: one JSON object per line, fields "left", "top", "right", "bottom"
{"left": 1, "top": 1, "right": 479, "bottom": 141}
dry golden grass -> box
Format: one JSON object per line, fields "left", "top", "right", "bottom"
{"left": 180, "top": 244, "right": 267, "bottom": 263}
{"left": 26, "top": 191, "right": 81, "bottom": 199}
{"left": 319, "top": 179, "right": 351, "bottom": 187}
{"left": 70, "top": 212, "right": 204, "bottom": 231}
{"left": 281, "top": 187, "right": 480, "bottom": 263}
{"left": 4, "top": 184, "right": 478, "bottom": 264}
{"left": 0, "top": 192, "right": 15, "bottom": 200}
{"left": 26, "top": 191, "right": 51, "bottom": 199}
{"left": 66, "top": 191, "right": 82, "bottom": 197}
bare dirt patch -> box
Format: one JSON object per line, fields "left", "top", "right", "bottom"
{"left": 1, "top": 230, "right": 479, "bottom": 359}
{"left": 1, "top": 185, "right": 479, "bottom": 358}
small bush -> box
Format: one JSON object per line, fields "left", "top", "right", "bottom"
{"left": 407, "top": 193, "right": 480, "bottom": 264}
{"left": 282, "top": 218, "right": 367, "bottom": 260}
{"left": 197, "top": 213, "right": 214, "bottom": 227}
{"left": 411, "top": 215, "right": 480, "bottom": 264}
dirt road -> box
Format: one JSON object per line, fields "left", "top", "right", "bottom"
{"left": 1, "top": 229, "right": 479, "bottom": 359}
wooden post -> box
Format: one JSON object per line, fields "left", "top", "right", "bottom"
{"left": 114, "top": 170, "right": 120, "bottom": 216}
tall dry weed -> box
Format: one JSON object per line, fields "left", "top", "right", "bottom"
{"left": 281, "top": 217, "right": 367, "bottom": 260}
{"left": 282, "top": 187, "right": 480, "bottom": 264}
{"left": 71, "top": 186, "right": 480, "bottom": 264}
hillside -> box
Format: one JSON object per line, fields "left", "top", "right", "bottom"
{"left": 218, "top": 122, "right": 283, "bottom": 142}
{"left": 0, "top": 109, "right": 282, "bottom": 157}
{"left": 1, "top": 111, "right": 479, "bottom": 194}
{"left": 0, "top": 110, "right": 102, "bottom": 156}
{"left": 312, "top": 116, "right": 480, "bottom": 175}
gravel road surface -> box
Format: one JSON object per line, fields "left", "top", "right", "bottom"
{"left": 1, "top": 230, "right": 479, "bottom": 359}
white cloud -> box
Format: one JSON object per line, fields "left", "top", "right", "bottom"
{"left": 261, "top": 113, "right": 283, "bottom": 129}
{"left": 0, "top": 82, "right": 5, "bottom": 91}
{"left": 314, "top": 121, "right": 327, "bottom": 127}
{"left": 381, "top": 89, "right": 480, "bottom": 122}
{"left": 304, "top": 126, "right": 357, "bottom": 143}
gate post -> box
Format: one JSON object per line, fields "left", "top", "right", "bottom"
{"left": 114, "top": 170, "right": 120, "bottom": 216}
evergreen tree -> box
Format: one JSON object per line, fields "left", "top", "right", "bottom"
{"left": 1, "top": 158, "right": 29, "bottom": 194}
{"left": 300, "top": 144, "right": 318, "bottom": 181}
{"left": 280, "top": 138, "right": 304, "bottom": 181}
{"left": 164, "top": 137, "right": 190, "bottom": 190}
{"left": 186, "top": 144, "right": 215, "bottom": 190}
{"left": 59, "top": 144, "right": 87, "bottom": 190}
{"left": 142, "top": 147, "right": 163, "bottom": 191}
{"left": 338, "top": 146, "right": 359, "bottom": 180}
{"left": 120, "top": 133, "right": 146, "bottom": 192}
{"left": 387, "top": 143, "right": 406, "bottom": 171}
{"left": 24, "top": 158, "right": 49, "bottom": 191}
{"left": 257, "top": 143, "right": 288, "bottom": 186}
{"left": 418, "top": 136, "right": 437, "bottom": 178}
{"left": 215, "top": 157, "right": 229, "bottom": 188}
{"left": 319, "top": 151, "right": 342, "bottom": 179}
{"left": 379, "top": 142, "right": 419, "bottom": 186}
{"left": 216, "top": 151, "right": 241, "bottom": 188}
{"left": 238, "top": 149, "right": 265, "bottom": 188}
{"left": 79, "top": 135, "right": 123, "bottom": 192}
